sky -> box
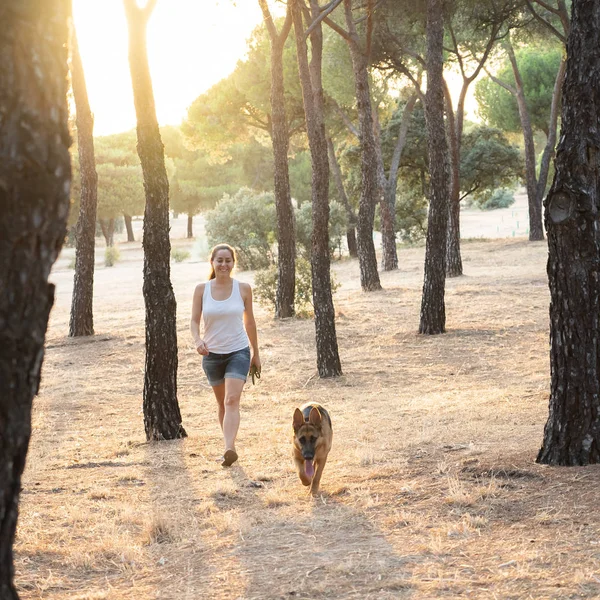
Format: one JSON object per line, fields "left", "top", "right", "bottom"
{"left": 72, "top": 0, "right": 284, "bottom": 137}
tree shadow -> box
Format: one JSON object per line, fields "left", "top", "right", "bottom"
{"left": 216, "top": 464, "right": 418, "bottom": 599}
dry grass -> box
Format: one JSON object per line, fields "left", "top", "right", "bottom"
{"left": 14, "top": 234, "right": 600, "bottom": 599}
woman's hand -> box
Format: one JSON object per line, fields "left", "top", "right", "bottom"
{"left": 196, "top": 339, "right": 209, "bottom": 356}
{"left": 250, "top": 354, "right": 261, "bottom": 372}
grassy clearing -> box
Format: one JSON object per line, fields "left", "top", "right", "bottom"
{"left": 14, "top": 237, "right": 600, "bottom": 599}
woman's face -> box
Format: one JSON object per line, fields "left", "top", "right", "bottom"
{"left": 212, "top": 249, "right": 234, "bottom": 275}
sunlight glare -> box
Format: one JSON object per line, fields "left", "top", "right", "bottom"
{"left": 72, "top": 0, "right": 283, "bottom": 136}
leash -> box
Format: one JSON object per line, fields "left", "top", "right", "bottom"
{"left": 249, "top": 364, "right": 261, "bottom": 385}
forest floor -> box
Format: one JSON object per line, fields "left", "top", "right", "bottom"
{"left": 15, "top": 213, "right": 600, "bottom": 599}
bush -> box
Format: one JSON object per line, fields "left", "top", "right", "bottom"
{"left": 478, "top": 188, "right": 516, "bottom": 211}
{"left": 254, "top": 257, "right": 340, "bottom": 318}
{"left": 295, "top": 200, "right": 348, "bottom": 258}
{"left": 395, "top": 189, "right": 428, "bottom": 244}
{"left": 104, "top": 246, "right": 120, "bottom": 267}
{"left": 204, "top": 187, "right": 276, "bottom": 270}
{"left": 171, "top": 248, "right": 190, "bottom": 263}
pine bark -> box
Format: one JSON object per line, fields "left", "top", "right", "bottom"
{"left": 0, "top": 2, "right": 71, "bottom": 596}
{"left": 292, "top": 0, "right": 342, "bottom": 377}
{"left": 259, "top": 1, "right": 296, "bottom": 318}
{"left": 372, "top": 105, "right": 398, "bottom": 271}
{"left": 326, "top": 136, "right": 358, "bottom": 258}
{"left": 506, "top": 41, "right": 544, "bottom": 241}
{"left": 99, "top": 218, "right": 115, "bottom": 247}
{"left": 69, "top": 24, "right": 98, "bottom": 337}
{"left": 185, "top": 213, "right": 192, "bottom": 238}
{"left": 124, "top": 0, "right": 186, "bottom": 440}
{"left": 124, "top": 213, "right": 135, "bottom": 241}
{"left": 538, "top": 0, "right": 600, "bottom": 465}
{"left": 419, "top": 0, "right": 449, "bottom": 335}
{"left": 344, "top": 0, "right": 382, "bottom": 291}
{"left": 443, "top": 86, "right": 463, "bottom": 278}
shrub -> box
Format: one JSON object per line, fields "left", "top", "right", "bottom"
{"left": 104, "top": 246, "right": 120, "bottom": 267}
{"left": 295, "top": 200, "right": 347, "bottom": 258}
{"left": 254, "top": 257, "right": 340, "bottom": 318}
{"left": 171, "top": 248, "right": 190, "bottom": 263}
{"left": 478, "top": 188, "right": 516, "bottom": 211}
{"left": 395, "top": 189, "right": 428, "bottom": 244}
{"left": 204, "top": 187, "right": 276, "bottom": 270}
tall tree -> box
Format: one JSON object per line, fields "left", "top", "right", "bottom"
{"left": 258, "top": 1, "right": 296, "bottom": 318}
{"left": 481, "top": 39, "right": 565, "bottom": 241}
{"left": 123, "top": 0, "right": 186, "bottom": 440}
{"left": 323, "top": 0, "right": 384, "bottom": 289}
{"left": 443, "top": 0, "right": 513, "bottom": 276}
{"left": 0, "top": 2, "right": 71, "bottom": 596}
{"left": 69, "top": 22, "right": 98, "bottom": 337}
{"left": 419, "top": 0, "right": 449, "bottom": 334}
{"left": 291, "top": 0, "right": 342, "bottom": 377}
{"left": 537, "top": 0, "right": 600, "bottom": 465}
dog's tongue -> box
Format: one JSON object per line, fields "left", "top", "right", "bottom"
{"left": 305, "top": 459, "right": 314, "bottom": 478}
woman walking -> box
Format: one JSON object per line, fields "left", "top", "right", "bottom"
{"left": 190, "top": 243, "right": 261, "bottom": 466}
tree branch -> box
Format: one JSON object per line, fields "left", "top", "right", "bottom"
{"left": 524, "top": 0, "right": 566, "bottom": 42}
{"left": 143, "top": 0, "right": 158, "bottom": 19}
{"left": 258, "top": 0, "right": 278, "bottom": 40}
{"left": 304, "top": 0, "right": 343, "bottom": 38}
{"left": 365, "top": 0, "right": 374, "bottom": 59}
{"left": 483, "top": 66, "right": 517, "bottom": 95}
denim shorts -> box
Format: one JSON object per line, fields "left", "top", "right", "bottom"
{"left": 202, "top": 346, "right": 251, "bottom": 386}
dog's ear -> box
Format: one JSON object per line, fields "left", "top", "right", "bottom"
{"left": 308, "top": 406, "right": 322, "bottom": 426}
{"left": 293, "top": 408, "right": 304, "bottom": 431}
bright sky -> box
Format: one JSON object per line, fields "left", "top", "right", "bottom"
{"left": 72, "top": 0, "right": 284, "bottom": 137}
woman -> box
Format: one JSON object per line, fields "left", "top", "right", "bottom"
{"left": 190, "top": 243, "right": 261, "bottom": 467}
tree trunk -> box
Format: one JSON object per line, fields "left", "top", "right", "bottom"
{"left": 536, "top": 58, "right": 566, "bottom": 207}
{"left": 506, "top": 41, "right": 544, "bottom": 241}
{"left": 124, "top": 213, "right": 135, "bottom": 241}
{"left": 99, "top": 218, "right": 115, "bottom": 247}
{"left": 124, "top": 0, "right": 186, "bottom": 440}
{"left": 326, "top": 136, "right": 358, "bottom": 258}
{"left": 186, "top": 213, "right": 193, "bottom": 238}
{"left": 372, "top": 103, "right": 398, "bottom": 271}
{"left": 419, "top": 0, "right": 449, "bottom": 335}
{"left": 292, "top": 0, "right": 342, "bottom": 377}
{"left": 443, "top": 84, "right": 463, "bottom": 278}
{"left": 537, "top": 0, "right": 600, "bottom": 466}
{"left": 259, "top": 1, "right": 296, "bottom": 319}
{"left": 344, "top": 0, "right": 382, "bottom": 291}
{"left": 69, "top": 24, "right": 98, "bottom": 337}
{"left": 0, "top": 2, "right": 71, "bottom": 596}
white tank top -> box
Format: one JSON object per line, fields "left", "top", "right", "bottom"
{"left": 202, "top": 279, "right": 249, "bottom": 354}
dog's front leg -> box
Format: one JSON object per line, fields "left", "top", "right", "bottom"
{"left": 309, "top": 456, "right": 327, "bottom": 496}
{"left": 294, "top": 456, "right": 312, "bottom": 486}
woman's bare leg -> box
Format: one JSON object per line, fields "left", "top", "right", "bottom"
{"left": 222, "top": 378, "right": 245, "bottom": 452}
{"left": 212, "top": 383, "right": 226, "bottom": 429}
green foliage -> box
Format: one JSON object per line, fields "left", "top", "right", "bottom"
{"left": 475, "top": 188, "right": 516, "bottom": 211}
{"left": 459, "top": 126, "right": 523, "bottom": 203}
{"left": 254, "top": 257, "right": 340, "bottom": 318}
{"left": 204, "top": 188, "right": 277, "bottom": 270}
{"left": 288, "top": 151, "right": 312, "bottom": 207}
{"left": 395, "top": 188, "right": 428, "bottom": 243}
{"left": 295, "top": 200, "right": 348, "bottom": 258}
{"left": 182, "top": 19, "right": 304, "bottom": 155}
{"left": 104, "top": 246, "right": 120, "bottom": 267}
{"left": 171, "top": 248, "right": 190, "bottom": 263}
{"left": 475, "top": 45, "right": 563, "bottom": 135}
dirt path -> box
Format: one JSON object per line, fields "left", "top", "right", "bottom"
{"left": 14, "top": 238, "right": 600, "bottom": 599}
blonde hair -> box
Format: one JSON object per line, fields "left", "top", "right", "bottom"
{"left": 208, "top": 243, "right": 236, "bottom": 280}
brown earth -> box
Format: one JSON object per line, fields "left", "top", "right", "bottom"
{"left": 14, "top": 234, "right": 600, "bottom": 600}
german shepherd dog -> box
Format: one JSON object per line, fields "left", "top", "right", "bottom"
{"left": 292, "top": 403, "right": 332, "bottom": 496}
